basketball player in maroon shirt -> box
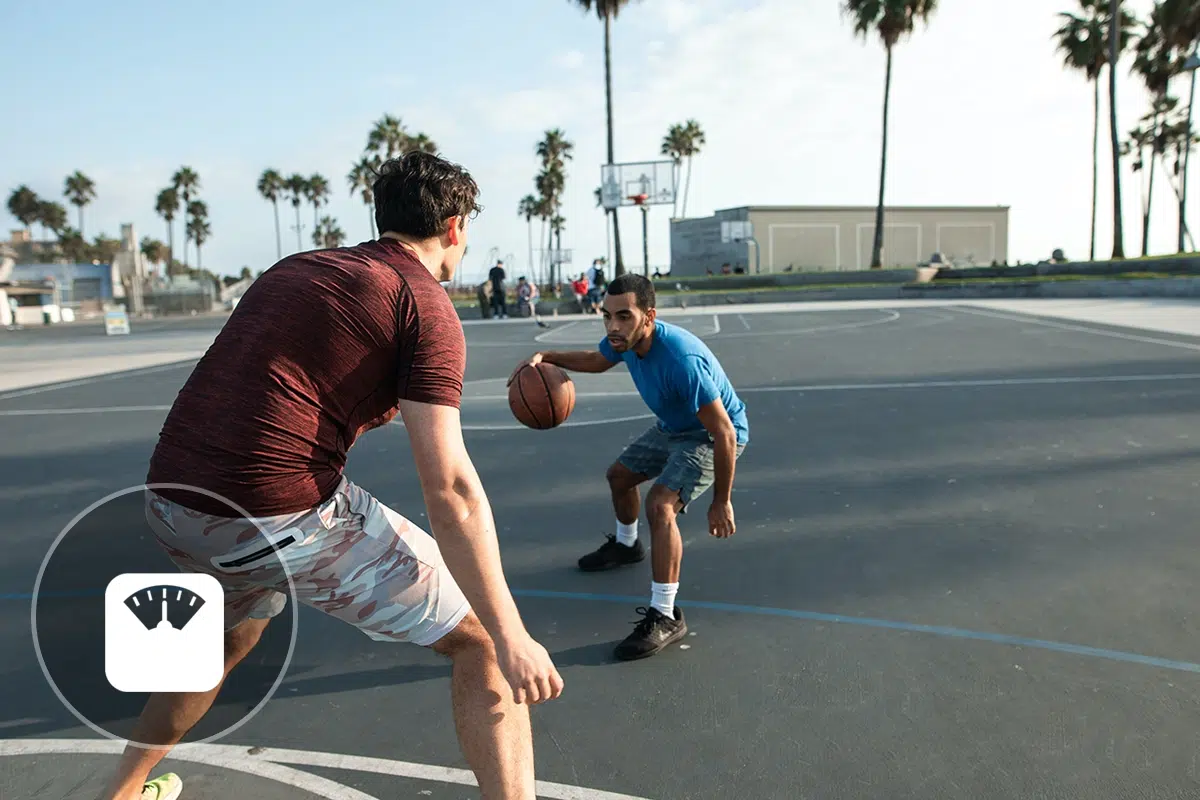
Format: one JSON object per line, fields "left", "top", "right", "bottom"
{"left": 99, "top": 152, "right": 562, "bottom": 800}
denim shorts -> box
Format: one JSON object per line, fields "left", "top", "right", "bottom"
{"left": 617, "top": 425, "right": 747, "bottom": 511}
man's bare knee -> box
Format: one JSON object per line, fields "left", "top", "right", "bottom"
{"left": 429, "top": 612, "right": 493, "bottom": 660}
{"left": 645, "top": 485, "right": 682, "bottom": 526}
{"left": 606, "top": 462, "right": 645, "bottom": 493}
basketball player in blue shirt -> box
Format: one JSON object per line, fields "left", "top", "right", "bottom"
{"left": 511, "top": 273, "right": 748, "bottom": 660}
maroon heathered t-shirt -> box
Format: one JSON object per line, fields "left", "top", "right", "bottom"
{"left": 146, "top": 238, "right": 466, "bottom": 517}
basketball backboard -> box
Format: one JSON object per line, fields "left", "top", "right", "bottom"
{"left": 599, "top": 161, "right": 676, "bottom": 211}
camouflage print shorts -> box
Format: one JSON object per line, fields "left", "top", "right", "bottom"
{"left": 143, "top": 478, "right": 470, "bottom": 646}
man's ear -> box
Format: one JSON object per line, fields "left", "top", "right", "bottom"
{"left": 446, "top": 216, "right": 463, "bottom": 246}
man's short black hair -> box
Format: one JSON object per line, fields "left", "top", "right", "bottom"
{"left": 373, "top": 151, "right": 482, "bottom": 240}
{"left": 605, "top": 273, "right": 655, "bottom": 311}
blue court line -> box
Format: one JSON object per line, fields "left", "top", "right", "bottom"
{"left": 6, "top": 587, "right": 1200, "bottom": 674}
{"left": 509, "top": 589, "right": 1200, "bottom": 675}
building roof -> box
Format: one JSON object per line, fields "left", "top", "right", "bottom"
{"left": 719, "top": 205, "right": 1011, "bottom": 214}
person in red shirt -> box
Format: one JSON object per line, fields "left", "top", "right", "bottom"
{"left": 100, "top": 152, "right": 562, "bottom": 800}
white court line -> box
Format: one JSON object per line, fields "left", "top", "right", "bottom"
{"left": 0, "top": 739, "right": 654, "bottom": 800}
{"left": 534, "top": 319, "right": 586, "bottom": 344}
{"left": 956, "top": 305, "right": 1200, "bottom": 354}
{"left": 0, "top": 405, "right": 171, "bottom": 417}
{"left": 708, "top": 309, "right": 900, "bottom": 340}
{"left": 9, "top": 373, "right": 1200, "bottom": 420}
{"left": 737, "top": 314, "right": 751, "bottom": 331}
{"left": 0, "top": 360, "right": 196, "bottom": 401}
{"left": 739, "top": 372, "right": 1200, "bottom": 394}
{"left": 0, "top": 739, "right": 378, "bottom": 800}
{"left": 711, "top": 313, "right": 721, "bottom": 335}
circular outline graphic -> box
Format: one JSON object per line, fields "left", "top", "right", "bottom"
{"left": 30, "top": 482, "right": 299, "bottom": 749}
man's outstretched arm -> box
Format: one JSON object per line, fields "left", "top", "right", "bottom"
{"left": 508, "top": 350, "right": 616, "bottom": 383}
{"left": 399, "top": 398, "right": 563, "bottom": 705}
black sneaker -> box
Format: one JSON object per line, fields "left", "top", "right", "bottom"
{"left": 577, "top": 535, "right": 645, "bottom": 572}
{"left": 614, "top": 606, "right": 688, "bottom": 661}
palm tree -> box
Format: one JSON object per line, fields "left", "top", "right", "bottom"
{"left": 366, "top": 114, "right": 409, "bottom": 161}
{"left": 518, "top": 194, "right": 540, "bottom": 278}
{"left": 257, "top": 169, "right": 285, "bottom": 260}
{"left": 63, "top": 171, "right": 96, "bottom": 237}
{"left": 7, "top": 186, "right": 41, "bottom": 234}
{"left": 284, "top": 174, "right": 309, "bottom": 251}
{"left": 171, "top": 167, "right": 200, "bottom": 267}
{"left": 314, "top": 216, "right": 346, "bottom": 248}
{"left": 187, "top": 216, "right": 211, "bottom": 270}
{"left": 679, "top": 120, "right": 705, "bottom": 217}
{"left": 569, "top": 0, "right": 636, "bottom": 275}
{"left": 1133, "top": 0, "right": 1200, "bottom": 252}
{"left": 842, "top": 0, "right": 938, "bottom": 269}
{"left": 408, "top": 133, "right": 438, "bottom": 154}
{"left": 307, "top": 174, "right": 330, "bottom": 240}
{"left": 347, "top": 157, "right": 379, "bottom": 238}
{"left": 537, "top": 165, "right": 566, "bottom": 285}
{"left": 661, "top": 124, "right": 688, "bottom": 217}
{"left": 1055, "top": 0, "right": 1136, "bottom": 260}
{"left": 1108, "top": 0, "right": 1126, "bottom": 258}
{"left": 38, "top": 201, "right": 68, "bottom": 237}
{"left": 57, "top": 228, "right": 89, "bottom": 263}
{"left": 155, "top": 188, "right": 180, "bottom": 271}
{"left": 537, "top": 129, "right": 574, "bottom": 284}
{"left": 1132, "top": 10, "right": 1176, "bottom": 256}
{"left": 140, "top": 237, "right": 169, "bottom": 274}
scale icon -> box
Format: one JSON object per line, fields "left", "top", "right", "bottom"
{"left": 105, "top": 573, "right": 224, "bottom": 693}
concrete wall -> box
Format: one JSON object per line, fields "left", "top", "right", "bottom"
{"left": 670, "top": 206, "right": 1010, "bottom": 276}
{"left": 748, "top": 207, "right": 1009, "bottom": 271}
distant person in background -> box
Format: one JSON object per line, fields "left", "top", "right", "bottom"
{"left": 586, "top": 260, "right": 606, "bottom": 313}
{"left": 488, "top": 259, "right": 507, "bottom": 319}
{"left": 571, "top": 273, "right": 590, "bottom": 313}
{"left": 515, "top": 276, "right": 538, "bottom": 318}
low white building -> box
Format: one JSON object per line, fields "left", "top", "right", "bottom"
{"left": 670, "top": 205, "right": 1011, "bottom": 276}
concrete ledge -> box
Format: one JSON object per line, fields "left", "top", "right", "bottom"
{"left": 454, "top": 277, "right": 1200, "bottom": 318}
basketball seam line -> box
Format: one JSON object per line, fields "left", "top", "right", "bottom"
{"left": 515, "top": 367, "right": 542, "bottom": 429}
{"left": 536, "top": 366, "right": 558, "bottom": 427}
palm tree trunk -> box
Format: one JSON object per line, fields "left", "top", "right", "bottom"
{"left": 1144, "top": 113, "right": 1159, "bottom": 257}
{"left": 313, "top": 204, "right": 320, "bottom": 245}
{"left": 683, "top": 156, "right": 694, "bottom": 218}
{"left": 77, "top": 205, "right": 84, "bottom": 238}
{"left": 367, "top": 203, "right": 376, "bottom": 239}
{"left": 870, "top": 45, "right": 894, "bottom": 269}
{"left": 1091, "top": 77, "right": 1099, "bottom": 261}
{"left": 273, "top": 200, "right": 282, "bottom": 260}
{"left": 547, "top": 222, "right": 555, "bottom": 286}
{"left": 295, "top": 205, "right": 303, "bottom": 251}
{"left": 1109, "top": 0, "right": 1125, "bottom": 259}
{"left": 526, "top": 218, "right": 534, "bottom": 282}
{"left": 603, "top": 11, "right": 624, "bottom": 276}
{"left": 166, "top": 220, "right": 173, "bottom": 275}
{"left": 1181, "top": 70, "right": 1196, "bottom": 253}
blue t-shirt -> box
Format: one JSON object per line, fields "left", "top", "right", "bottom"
{"left": 599, "top": 321, "right": 749, "bottom": 443}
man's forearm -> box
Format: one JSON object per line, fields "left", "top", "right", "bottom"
{"left": 540, "top": 350, "right": 611, "bottom": 373}
{"left": 425, "top": 484, "right": 526, "bottom": 641}
{"left": 711, "top": 427, "right": 737, "bottom": 503}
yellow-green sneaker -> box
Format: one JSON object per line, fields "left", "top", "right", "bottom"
{"left": 141, "top": 773, "right": 182, "bottom": 800}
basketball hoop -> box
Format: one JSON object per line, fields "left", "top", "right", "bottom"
{"left": 629, "top": 193, "right": 649, "bottom": 206}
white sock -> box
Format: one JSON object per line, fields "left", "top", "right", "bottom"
{"left": 651, "top": 581, "right": 679, "bottom": 619}
{"left": 616, "top": 519, "right": 638, "bottom": 547}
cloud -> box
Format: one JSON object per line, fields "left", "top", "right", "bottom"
{"left": 555, "top": 49, "right": 587, "bottom": 71}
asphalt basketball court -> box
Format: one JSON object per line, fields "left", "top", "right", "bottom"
{"left": 4, "top": 299, "right": 1200, "bottom": 799}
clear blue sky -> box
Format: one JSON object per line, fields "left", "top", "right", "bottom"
{"left": 1, "top": 0, "right": 1177, "bottom": 281}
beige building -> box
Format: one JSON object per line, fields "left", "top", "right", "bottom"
{"left": 669, "top": 205, "right": 1010, "bottom": 276}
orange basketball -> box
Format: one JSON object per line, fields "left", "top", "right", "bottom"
{"left": 509, "top": 363, "right": 575, "bottom": 429}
